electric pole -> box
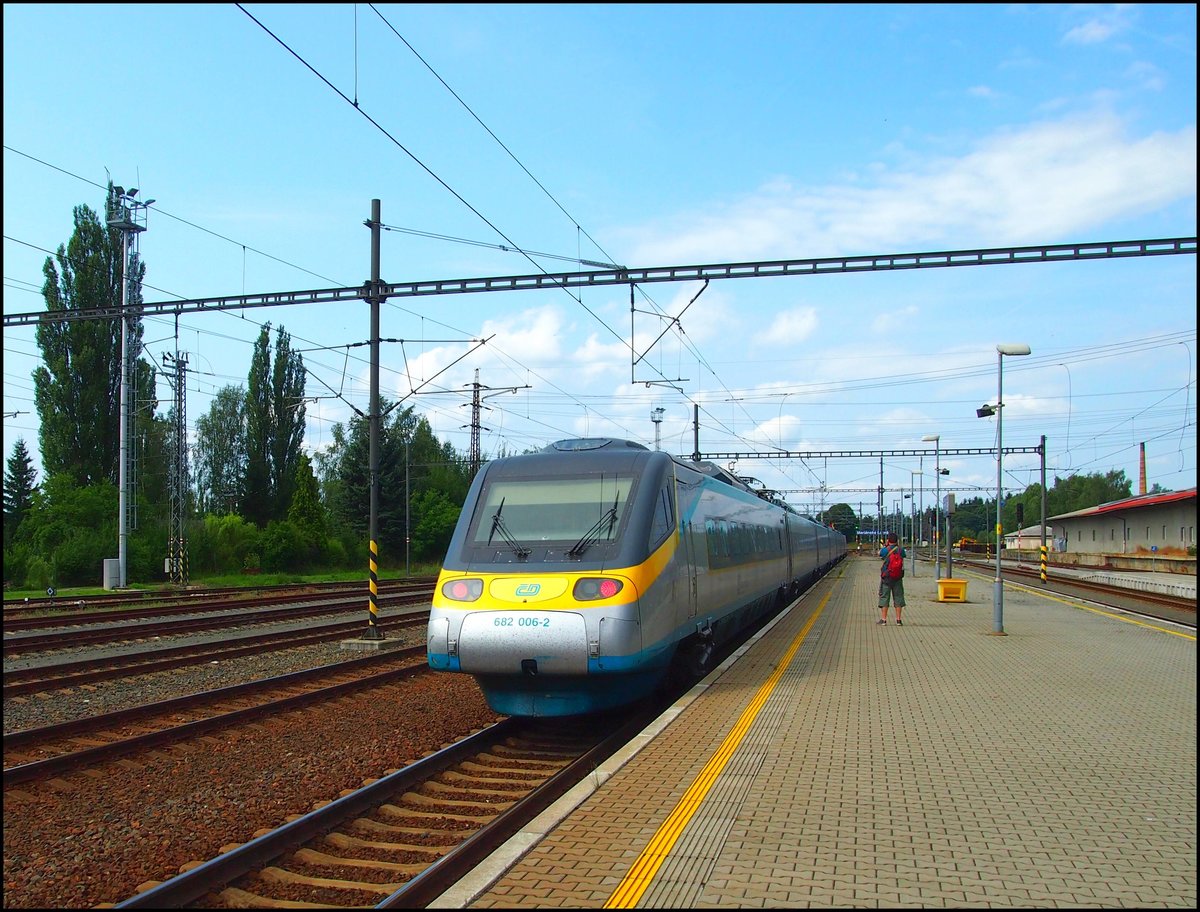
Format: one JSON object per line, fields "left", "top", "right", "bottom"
{"left": 105, "top": 186, "right": 151, "bottom": 588}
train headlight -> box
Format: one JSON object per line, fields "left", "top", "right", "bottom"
{"left": 573, "top": 577, "right": 623, "bottom": 601}
{"left": 441, "top": 578, "right": 484, "bottom": 602}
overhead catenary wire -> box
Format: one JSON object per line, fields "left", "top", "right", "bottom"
{"left": 234, "top": 4, "right": 771, "bottom": 455}
{"left": 0, "top": 147, "right": 646, "bottom": 451}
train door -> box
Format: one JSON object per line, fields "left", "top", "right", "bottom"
{"left": 676, "top": 482, "right": 698, "bottom": 620}
{"left": 682, "top": 519, "right": 699, "bottom": 618}
{"left": 782, "top": 515, "right": 794, "bottom": 590}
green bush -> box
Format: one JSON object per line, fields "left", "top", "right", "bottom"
{"left": 23, "top": 555, "right": 52, "bottom": 591}
{"left": 3, "top": 546, "right": 29, "bottom": 588}
{"left": 200, "top": 514, "right": 262, "bottom": 573}
{"left": 260, "top": 520, "right": 305, "bottom": 572}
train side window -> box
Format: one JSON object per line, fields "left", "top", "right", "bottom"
{"left": 649, "top": 483, "right": 675, "bottom": 548}
{"left": 706, "top": 519, "right": 727, "bottom": 560}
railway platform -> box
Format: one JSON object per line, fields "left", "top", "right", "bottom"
{"left": 433, "top": 555, "right": 1196, "bottom": 908}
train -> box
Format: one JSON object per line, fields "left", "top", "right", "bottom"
{"left": 426, "top": 437, "right": 846, "bottom": 717}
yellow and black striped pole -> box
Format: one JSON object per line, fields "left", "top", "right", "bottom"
{"left": 1040, "top": 544, "right": 1048, "bottom": 584}
{"left": 363, "top": 538, "right": 384, "bottom": 639}
{"left": 361, "top": 200, "right": 385, "bottom": 642}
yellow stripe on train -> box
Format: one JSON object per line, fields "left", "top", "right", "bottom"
{"left": 435, "top": 531, "right": 678, "bottom": 609}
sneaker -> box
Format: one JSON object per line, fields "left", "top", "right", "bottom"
{"left": 896, "top": 619, "right": 903, "bottom": 626}
{"left": 876, "top": 618, "right": 886, "bottom": 625}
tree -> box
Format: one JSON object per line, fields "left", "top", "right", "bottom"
{"left": 287, "top": 452, "right": 327, "bottom": 559}
{"left": 194, "top": 385, "right": 247, "bottom": 515}
{"left": 1048, "top": 470, "right": 1131, "bottom": 515}
{"left": 242, "top": 324, "right": 306, "bottom": 526}
{"left": 410, "top": 488, "right": 460, "bottom": 562}
{"left": 4, "top": 438, "right": 38, "bottom": 548}
{"left": 270, "top": 328, "right": 306, "bottom": 520}
{"left": 319, "top": 400, "right": 472, "bottom": 566}
{"left": 12, "top": 474, "right": 118, "bottom": 587}
{"left": 243, "top": 327, "right": 273, "bottom": 526}
{"left": 33, "top": 186, "right": 157, "bottom": 486}
{"left": 818, "top": 503, "right": 858, "bottom": 540}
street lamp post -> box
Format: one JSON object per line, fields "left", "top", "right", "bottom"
{"left": 908, "top": 471, "right": 921, "bottom": 576}
{"left": 922, "top": 435, "right": 941, "bottom": 578}
{"left": 986, "top": 344, "right": 1032, "bottom": 635}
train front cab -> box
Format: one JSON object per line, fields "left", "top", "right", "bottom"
{"left": 428, "top": 446, "right": 682, "bottom": 716}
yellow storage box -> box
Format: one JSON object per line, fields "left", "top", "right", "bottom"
{"left": 937, "top": 578, "right": 968, "bottom": 602}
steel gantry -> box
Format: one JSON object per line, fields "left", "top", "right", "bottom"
{"left": 5, "top": 236, "right": 1195, "bottom": 327}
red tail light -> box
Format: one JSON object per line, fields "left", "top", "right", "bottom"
{"left": 442, "top": 578, "right": 483, "bottom": 602}
{"left": 573, "top": 578, "right": 624, "bottom": 601}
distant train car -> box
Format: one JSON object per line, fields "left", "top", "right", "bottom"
{"left": 427, "top": 438, "right": 845, "bottom": 717}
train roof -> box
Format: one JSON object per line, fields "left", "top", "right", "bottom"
{"left": 673, "top": 457, "right": 751, "bottom": 492}
{"left": 542, "top": 437, "right": 650, "bottom": 453}
{"left": 533, "top": 439, "right": 796, "bottom": 507}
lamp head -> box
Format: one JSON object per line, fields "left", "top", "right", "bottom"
{"left": 997, "top": 343, "right": 1031, "bottom": 356}
{"left": 977, "top": 404, "right": 997, "bottom": 418}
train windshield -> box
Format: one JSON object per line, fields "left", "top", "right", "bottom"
{"left": 471, "top": 474, "right": 634, "bottom": 548}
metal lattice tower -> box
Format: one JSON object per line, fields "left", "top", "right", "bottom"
{"left": 462, "top": 369, "right": 531, "bottom": 476}
{"left": 468, "top": 369, "right": 483, "bottom": 476}
{"left": 106, "top": 186, "right": 149, "bottom": 587}
{"left": 164, "top": 351, "right": 189, "bottom": 585}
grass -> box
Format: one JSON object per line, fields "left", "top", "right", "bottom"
{"left": 3, "top": 564, "right": 443, "bottom": 602}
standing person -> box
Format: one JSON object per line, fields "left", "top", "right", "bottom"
{"left": 878, "top": 531, "right": 906, "bottom": 625}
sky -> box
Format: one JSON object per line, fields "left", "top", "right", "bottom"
{"left": 3, "top": 3, "right": 1197, "bottom": 527}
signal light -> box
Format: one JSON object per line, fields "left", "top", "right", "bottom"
{"left": 442, "top": 578, "right": 483, "bottom": 602}
{"left": 573, "top": 577, "right": 623, "bottom": 601}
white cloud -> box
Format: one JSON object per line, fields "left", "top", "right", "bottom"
{"left": 623, "top": 113, "right": 1196, "bottom": 263}
{"left": 870, "top": 304, "right": 919, "bottom": 336}
{"left": 754, "top": 307, "right": 819, "bottom": 346}
{"left": 967, "top": 85, "right": 1002, "bottom": 100}
{"left": 1125, "top": 61, "right": 1166, "bottom": 92}
{"left": 1063, "top": 19, "right": 1119, "bottom": 46}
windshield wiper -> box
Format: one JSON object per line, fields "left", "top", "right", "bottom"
{"left": 488, "top": 497, "right": 530, "bottom": 558}
{"left": 568, "top": 493, "right": 620, "bottom": 557}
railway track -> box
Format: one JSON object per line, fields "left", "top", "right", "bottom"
{"left": 953, "top": 559, "right": 1196, "bottom": 627}
{"left": 2, "top": 582, "right": 435, "bottom": 653}
{"left": 4, "top": 646, "right": 431, "bottom": 786}
{"left": 112, "top": 709, "right": 665, "bottom": 909}
{"left": 3, "top": 612, "right": 430, "bottom": 697}
{"left": 1, "top": 576, "right": 438, "bottom": 621}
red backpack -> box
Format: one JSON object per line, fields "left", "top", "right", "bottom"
{"left": 882, "top": 545, "right": 904, "bottom": 580}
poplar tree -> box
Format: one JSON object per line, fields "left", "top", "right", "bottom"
{"left": 33, "top": 186, "right": 156, "bottom": 485}
{"left": 242, "top": 327, "right": 273, "bottom": 526}
{"left": 242, "top": 324, "right": 306, "bottom": 526}
{"left": 270, "top": 328, "right": 306, "bottom": 520}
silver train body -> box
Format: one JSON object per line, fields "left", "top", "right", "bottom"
{"left": 427, "top": 438, "right": 846, "bottom": 716}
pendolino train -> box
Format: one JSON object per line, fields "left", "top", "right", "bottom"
{"left": 427, "top": 438, "right": 845, "bottom": 716}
